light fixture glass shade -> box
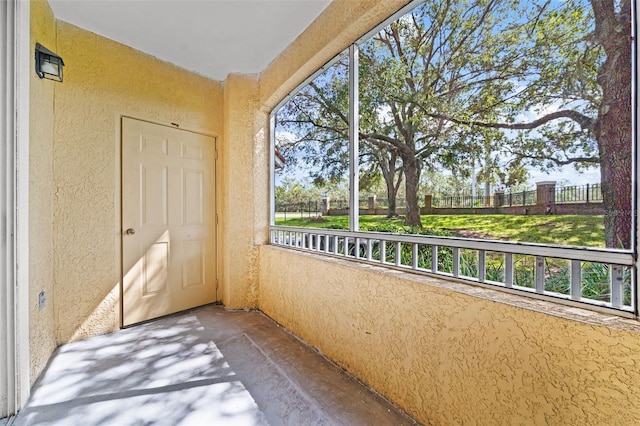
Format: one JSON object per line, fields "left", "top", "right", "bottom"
{"left": 35, "top": 43, "right": 64, "bottom": 82}
{"left": 40, "top": 61, "right": 58, "bottom": 75}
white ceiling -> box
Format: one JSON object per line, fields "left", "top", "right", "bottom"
{"left": 48, "top": 0, "right": 331, "bottom": 81}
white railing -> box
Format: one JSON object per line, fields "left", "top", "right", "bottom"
{"left": 270, "top": 226, "right": 637, "bottom": 317}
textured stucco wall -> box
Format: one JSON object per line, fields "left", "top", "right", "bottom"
{"left": 259, "top": 246, "right": 640, "bottom": 425}
{"left": 52, "top": 22, "right": 223, "bottom": 343}
{"left": 220, "top": 74, "right": 268, "bottom": 308}
{"left": 29, "top": 0, "right": 57, "bottom": 384}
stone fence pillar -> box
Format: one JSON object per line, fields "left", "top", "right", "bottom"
{"left": 368, "top": 195, "right": 376, "bottom": 210}
{"left": 321, "top": 197, "right": 330, "bottom": 215}
{"left": 536, "top": 181, "right": 556, "bottom": 208}
{"left": 423, "top": 194, "right": 433, "bottom": 214}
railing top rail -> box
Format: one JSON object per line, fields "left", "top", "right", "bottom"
{"left": 271, "top": 225, "right": 634, "bottom": 265}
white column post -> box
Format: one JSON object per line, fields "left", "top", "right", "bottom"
{"left": 1, "top": 0, "right": 31, "bottom": 417}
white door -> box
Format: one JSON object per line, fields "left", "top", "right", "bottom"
{"left": 122, "top": 117, "right": 216, "bottom": 326}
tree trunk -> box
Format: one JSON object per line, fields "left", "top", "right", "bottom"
{"left": 386, "top": 180, "right": 397, "bottom": 217}
{"left": 381, "top": 161, "right": 399, "bottom": 217}
{"left": 375, "top": 148, "right": 402, "bottom": 218}
{"left": 592, "top": 0, "right": 632, "bottom": 249}
{"left": 403, "top": 155, "right": 422, "bottom": 227}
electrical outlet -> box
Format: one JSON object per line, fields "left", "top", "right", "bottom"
{"left": 39, "top": 291, "right": 46, "bottom": 310}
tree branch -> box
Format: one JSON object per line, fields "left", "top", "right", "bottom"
{"left": 419, "top": 107, "right": 595, "bottom": 132}
{"left": 515, "top": 151, "right": 599, "bottom": 166}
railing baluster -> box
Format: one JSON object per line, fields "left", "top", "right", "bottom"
{"left": 380, "top": 240, "right": 386, "bottom": 264}
{"left": 412, "top": 243, "right": 418, "bottom": 270}
{"left": 431, "top": 246, "right": 438, "bottom": 272}
{"left": 611, "top": 265, "right": 624, "bottom": 308}
{"left": 586, "top": 183, "right": 590, "bottom": 203}
{"left": 478, "top": 250, "right": 486, "bottom": 282}
{"left": 452, "top": 247, "right": 460, "bottom": 277}
{"left": 571, "top": 260, "right": 581, "bottom": 301}
{"left": 395, "top": 241, "right": 402, "bottom": 266}
{"left": 355, "top": 237, "right": 361, "bottom": 259}
{"left": 505, "top": 253, "right": 513, "bottom": 287}
{"left": 367, "top": 238, "right": 372, "bottom": 261}
{"left": 535, "top": 256, "right": 545, "bottom": 293}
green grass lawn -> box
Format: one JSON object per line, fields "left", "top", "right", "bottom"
{"left": 275, "top": 214, "right": 605, "bottom": 247}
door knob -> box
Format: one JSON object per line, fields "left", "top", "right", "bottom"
{"left": 125, "top": 228, "right": 136, "bottom": 235}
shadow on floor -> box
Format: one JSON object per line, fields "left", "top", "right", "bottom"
{"left": 14, "top": 305, "right": 418, "bottom": 426}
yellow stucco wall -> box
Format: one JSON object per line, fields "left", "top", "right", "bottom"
{"left": 52, "top": 21, "right": 223, "bottom": 343}
{"left": 259, "top": 246, "right": 640, "bottom": 425}
{"left": 29, "top": 0, "right": 57, "bottom": 384}
{"left": 219, "top": 74, "right": 272, "bottom": 309}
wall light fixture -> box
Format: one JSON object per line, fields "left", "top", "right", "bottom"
{"left": 35, "top": 43, "right": 64, "bottom": 82}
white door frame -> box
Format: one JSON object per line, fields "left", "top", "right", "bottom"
{"left": 1, "top": 0, "right": 31, "bottom": 418}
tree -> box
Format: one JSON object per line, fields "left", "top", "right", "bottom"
{"left": 276, "top": 57, "right": 408, "bottom": 217}
{"left": 275, "top": 58, "right": 350, "bottom": 190}
{"left": 278, "top": 0, "right": 546, "bottom": 226}
{"left": 356, "top": 0, "right": 558, "bottom": 226}
{"left": 360, "top": 145, "right": 404, "bottom": 217}
{"left": 423, "top": 0, "right": 632, "bottom": 248}
{"left": 591, "top": 0, "right": 632, "bottom": 248}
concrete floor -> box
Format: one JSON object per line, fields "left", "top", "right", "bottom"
{"left": 12, "top": 305, "right": 418, "bottom": 426}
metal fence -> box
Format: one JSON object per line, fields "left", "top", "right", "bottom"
{"left": 497, "top": 190, "right": 537, "bottom": 207}
{"left": 277, "top": 183, "right": 604, "bottom": 216}
{"left": 275, "top": 201, "right": 321, "bottom": 220}
{"left": 374, "top": 198, "right": 408, "bottom": 209}
{"left": 432, "top": 195, "right": 493, "bottom": 208}
{"left": 555, "top": 183, "right": 603, "bottom": 204}
{"left": 328, "top": 198, "right": 410, "bottom": 210}
{"left": 432, "top": 183, "right": 603, "bottom": 208}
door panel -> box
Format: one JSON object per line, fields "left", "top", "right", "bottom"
{"left": 122, "top": 118, "right": 216, "bottom": 326}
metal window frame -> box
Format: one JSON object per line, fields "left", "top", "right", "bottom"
{"left": 348, "top": 44, "right": 359, "bottom": 231}
{"left": 269, "top": 49, "right": 349, "bottom": 227}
